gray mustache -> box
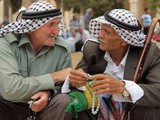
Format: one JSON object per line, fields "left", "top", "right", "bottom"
{"left": 49, "top": 34, "right": 59, "bottom": 39}
{"left": 99, "top": 39, "right": 106, "bottom": 44}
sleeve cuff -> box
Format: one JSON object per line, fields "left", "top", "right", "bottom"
{"left": 123, "top": 80, "right": 144, "bottom": 103}
{"left": 36, "top": 74, "right": 55, "bottom": 90}
{"left": 113, "top": 80, "right": 144, "bottom": 103}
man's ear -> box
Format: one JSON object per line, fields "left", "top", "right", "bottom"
{"left": 121, "top": 41, "right": 127, "bottom": 46}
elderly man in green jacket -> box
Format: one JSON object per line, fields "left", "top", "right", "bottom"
{"left": 0, "top": 1, "right": 72, "bottom": 120}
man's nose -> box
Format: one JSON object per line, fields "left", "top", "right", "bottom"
{"left": 52, "top": 26, "right": 59, "bottom": 35}
{"left": 99, "top": 30, "right": 105, "bottom": 38}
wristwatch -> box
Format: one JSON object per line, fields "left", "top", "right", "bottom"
{"left": 122, "top": 88, "right": 130, "bottom": 98}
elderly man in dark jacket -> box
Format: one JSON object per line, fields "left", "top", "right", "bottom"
{"left": 69, "top": 9, "right": 160, "bottom": 120}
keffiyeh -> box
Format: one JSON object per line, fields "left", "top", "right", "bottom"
{"left": 0, "top": 1, "right": 62, "bottom": 36}
{"left": 89, "top": 9, "right": 146, "bottom": 47}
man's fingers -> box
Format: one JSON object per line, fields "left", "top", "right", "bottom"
{"left": 90, "top": 74, "right": 110, "bottom": 80}
{"left": 70, "top": 69, "right": 87, "bottom": 78}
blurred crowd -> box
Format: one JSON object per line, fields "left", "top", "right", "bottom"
{"left": 59, "top": 8, "right": 94, "bottom": 52}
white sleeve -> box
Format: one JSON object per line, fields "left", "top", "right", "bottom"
{"left": 61, "top": 75, "right": 86, "bottom": 93}
{"left": 112, "top": 80, "right": 144, "bottom": 103}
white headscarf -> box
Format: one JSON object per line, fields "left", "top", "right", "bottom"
{"left": 89, "top": 9, "right": 146, "bottom": 47}
{"left": 0, "top": 1, "right": 62, "bottom": 36}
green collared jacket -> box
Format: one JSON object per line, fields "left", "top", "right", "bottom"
{"left": 0, "top": 33, "right": 72, "bottom": 102}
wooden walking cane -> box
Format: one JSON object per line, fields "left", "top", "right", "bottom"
{"left": 133, "top": 16, "right": 160, "bottom": 82}
{"left": 123, "top": 16, "right": 160, "bottom": 120}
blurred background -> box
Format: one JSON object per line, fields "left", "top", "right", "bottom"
{"left": 0, "top": 0, "right": 159, "bottom": 29}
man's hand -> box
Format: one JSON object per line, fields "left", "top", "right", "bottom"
{"left": 30, "top": 91, "right": 50, "bottom": 112}
{"left": 91, "top": 74, "right": 125, "bottom": 95}
{"left": 69, "top": 69, "right": 88, "bottom": 87}
{"left": 50, "top": 68, "right": 72, "bottom": 83}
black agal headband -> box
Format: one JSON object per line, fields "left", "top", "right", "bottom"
{"left": 104, "top": 12, "right": 141, "bottom": 31}
{"left": 22, "top": 8, "right": 62, "bottom": 19}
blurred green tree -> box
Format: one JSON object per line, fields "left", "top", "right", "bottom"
{"left": 149, "top": 0, "right": 160, "bottom": 16}
{"left": 62, "top": 0, "right": 124, "bottom": 17}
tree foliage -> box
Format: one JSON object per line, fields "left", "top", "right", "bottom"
{"left": 9, "top": 0, "right": 125, "bottom": 17}
{"left": 149, "top": 0, "right": 160, "bottom": 9}
{"left": 62, "top": 0, "right": 124, "bottom": 17}
{"left": 148, "top": 0, "right": 160, "bottom": 15}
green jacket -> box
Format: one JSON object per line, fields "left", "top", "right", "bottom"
{"left": 0, "top": 33, "right": 72, "bottom": 102}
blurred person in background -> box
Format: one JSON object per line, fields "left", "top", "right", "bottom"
{"left": 84, "top": 8, "right": 93, "bottom": 31}
{"left": 69, "top": 15, "right": 81, "bottom": 30}
{"left": 141, "top": 7, "right": 152, "bottom": 35}
{"left": 74, "top": 25, "right": 92, "bottom": 51}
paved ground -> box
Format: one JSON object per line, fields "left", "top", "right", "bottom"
{"left": 71, "top": 51, "right": 83, "bottom": 69}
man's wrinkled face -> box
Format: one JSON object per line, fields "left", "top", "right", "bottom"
{"left": 98, "top": 24, "right": 126, "bottom": 52}
{"left": 31, "top": 17, "right": 61, "bottom": 46}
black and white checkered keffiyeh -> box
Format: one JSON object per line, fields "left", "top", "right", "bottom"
{"left": 0, "top": 1, "right": 62, "bottom": 36}
{"left": 89, "top": 9, "right": 146, "bottom": 47}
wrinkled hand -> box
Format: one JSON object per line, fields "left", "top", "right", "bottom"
{"left": 51, "top": 68, "right": 72, "bottom": 83}
{"left": 91, "top": 74, "right": 125, "bottom": 95}
{"left": 69, "top": 69, "right": 88, "bottom": 87}
{"left": 30, "top": 91, "right": 50, "bottom": 112}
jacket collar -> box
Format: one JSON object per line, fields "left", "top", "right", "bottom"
{"left": 124, "top": 46, "right": 142, "bottom": 80}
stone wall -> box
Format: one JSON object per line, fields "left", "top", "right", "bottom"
{"left": 0, "top": 0, "right": 3, "bottom": 23}
{"left": 129, "top": 0, "right": 149, "bottom": 22}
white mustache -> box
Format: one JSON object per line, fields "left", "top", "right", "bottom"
{"left": 50, "top": 34, "right": 55, "bottom": 37}
{"left": 49, "top": 34, "right": 59, "bottom": 39}
{"left": 99, "top": 39, "right": 106, "bottom": 44}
